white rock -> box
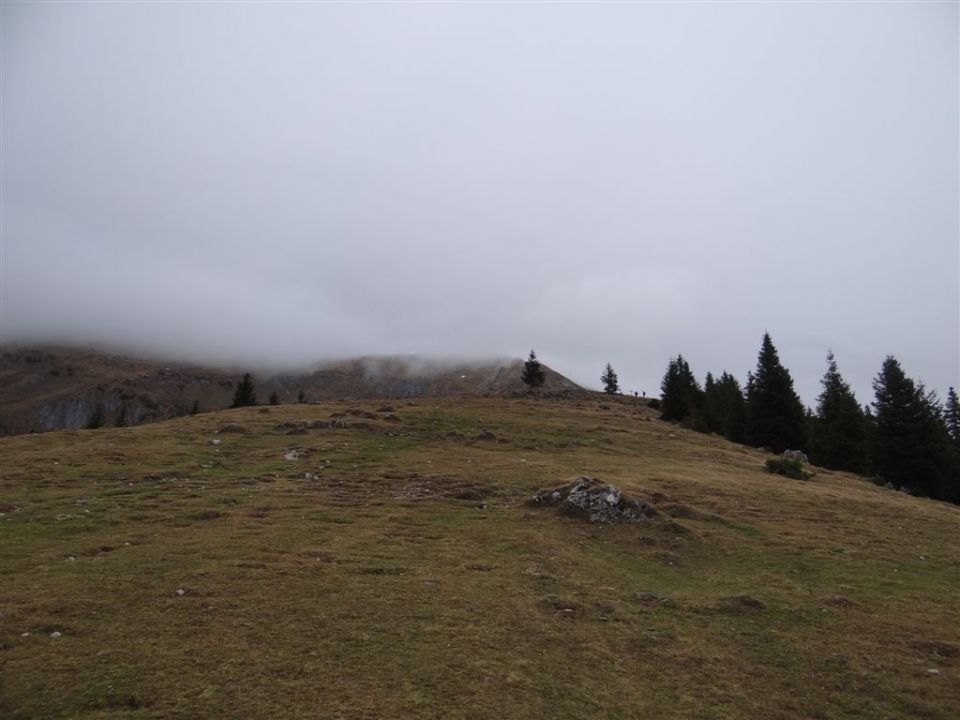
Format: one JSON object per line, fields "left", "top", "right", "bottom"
{"left": 209, "top": 439, "right": 222, "bottom": 446}
{"left": 50, "top": 631, "right": 62, "bottom": 638}
{"left": 928, "top": 668, "right": 941, "bottom": 675}
{"left": 176, "top": 588, "right": 185, "bottom": 596}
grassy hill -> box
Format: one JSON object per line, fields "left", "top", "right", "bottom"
{"left": 1, "top": 395, "right": 958, "bottom": 719}
{"left": 0, "top": 346, "right": 582, "bottom": 435}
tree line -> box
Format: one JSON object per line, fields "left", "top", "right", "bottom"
{"left": 658, "top": 333, "right": 960, "bottom": 504}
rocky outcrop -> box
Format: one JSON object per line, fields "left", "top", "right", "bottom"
{"left": 782, "top": 449, "right": 809, "bottom": 464}
{"left": 526, "top": 477, "right": 657, "bottom": 523}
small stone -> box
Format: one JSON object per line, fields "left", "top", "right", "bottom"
{"left": 50, "top": 631, "right": 62, "bottom": 638}
{"left": 209, "top": 439, "right": 222, "bottom": 446}
{"left": 66, "top": 556, "right": 76, "bottom": 562}
{"left": 927, "top": 668, "right": 941, "bottom": 675}
{"left": 21, "top": 632, "right": 30, "bottom": 637}
{"left": 176, "top": 588, "right": 185, "bottom": 596}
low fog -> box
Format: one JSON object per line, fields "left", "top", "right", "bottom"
{"left": 1, "top": 2, "right": 957, "bottom": 405}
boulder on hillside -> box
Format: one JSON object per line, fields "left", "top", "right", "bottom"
{"left": 526, "top": 477, "right": 657, "bottom": 524}
{"left": 782, "top": 449, "right": 809, "bottom": 464}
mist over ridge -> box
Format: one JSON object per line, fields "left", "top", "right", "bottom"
{"left": 1, "top": 2, "right": 957, "bottom": 407}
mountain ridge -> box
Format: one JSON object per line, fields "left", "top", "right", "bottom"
{"left": 0, "top": 345, "right": 585, "bottom": 435}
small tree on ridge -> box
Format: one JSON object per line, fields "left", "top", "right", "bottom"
{"left": 601, "top": 363, "right": 619, "bottom": 394}
{"left": 230, "top": 373, "right": 258, "bottom": 408}
{"left": 521, "top": 350, "right": 546, "bottom": 393}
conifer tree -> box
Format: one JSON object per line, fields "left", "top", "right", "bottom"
{"left": 809, "top": 352, "right": 866, "bottom": 473}
{"left": 86, "top": 403, "right": 105, "bottom": 430}
{"left": 115, "top": 400, "right": 128, "bottom": 428}
{"left": 297, "top": 389, "right": 306, "bottom": 404}
{"left": 703, "top": 371, "right": 747, "bottom": 443}
{"left": 520, "top": 350, "right": 545, "bottom": 392}
{"left": 230, "top": 373, "right": 258, "bottom": 408}
{"left": 946, "top": 387, "right": 960, "bottom": 447}
{"left": 601, "top": 363, "right": 619, "bottom": 394}
{"left": 870, "top": 356, "right": 956, "bottom": 500}
{"left": 659, "top": 355, "right": 702, "bottom": 423}
{"left": 745, "top": 333, "right": 806, "bottom": 453}
{"left": 269, "top": 391, "right": 280, "bottom": 406}
{"left": 190, "top": 400, "right": 199, "bottom": 415}
{"left": 702, "top": 372, "right": 719, "bottom": 429}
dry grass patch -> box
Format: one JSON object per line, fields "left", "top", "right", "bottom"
{"left": 1, "top": 397, "right": 958, "bottom": 719}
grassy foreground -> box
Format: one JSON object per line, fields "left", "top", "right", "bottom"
{"left": 1, "top": 396, "right": 958, "bottom": 719}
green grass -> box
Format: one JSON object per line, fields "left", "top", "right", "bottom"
{"left": 1, "top": 396, "right": 958, "bottom": 718}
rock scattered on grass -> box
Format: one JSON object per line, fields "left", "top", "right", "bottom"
{"left": 782, "top": 449, "right": 809, "bottom": 464}
{"left": 525, "top": 477, "right": 657, "bottom": 524}
{"left": 49, "top": 631, "right": 62, "bottom": 638}
{"left": 634, "top": 592, "right": 677, "bottom": 608}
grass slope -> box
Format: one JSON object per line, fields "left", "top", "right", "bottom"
{"left": 1, "top": 396, "right": 958, "bottom": 719}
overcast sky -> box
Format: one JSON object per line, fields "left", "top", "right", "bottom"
{"left": 2, "top": 2, "right": 957, "bottom": 405}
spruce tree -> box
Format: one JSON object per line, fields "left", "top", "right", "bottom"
{"left": 703, "top": 371, "right": 747, "bottom": 443}
{"left": 520, "top": 350, "right": 545, "bottom": 392}
{"left": 702, "top": 372, "right": 719, "bottom": 430}
{"left": 659, "top": 355, "right": 702, "bottom": 423}
{"left": 870, "top": 356, "right": 956, "bottom": 499}
{"left": 297, "top": 389, "right": 306, "bottom": 404}
{"left": 601, "top": 363, "right": 619, "bottom": 394}
{"left": 269, "top": 391, "right": 280, "bottom": 406}
{"left": 745, "top": 333, "right": 806, "bottom": 453}
{"left": 809, "top": 352, "right": 866, "bottom": 473}
{"left": 86, "top": 403, "right": 105, "bottom": 430}
{"left": 946, "top": 387, "right": 960, "bottom": 447}
{"left": 230, "top": 373, "right": 258, "bottom": 408}
{"left": 114, "top": 400, "right": 128, "bottom": 428}
{"left": 190, "top": 400, "right": 199, "bottom": 415}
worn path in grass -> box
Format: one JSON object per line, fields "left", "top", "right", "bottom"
{"left": 1, "top": 396, "right": 958, "bottom": 719}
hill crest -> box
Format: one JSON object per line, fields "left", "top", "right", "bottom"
{"left": 0, "top": 345, "right": 584, "bottom": 435}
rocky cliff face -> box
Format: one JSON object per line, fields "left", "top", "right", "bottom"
{"left": 0, "top": 347, "right": 584, "bottom": 436}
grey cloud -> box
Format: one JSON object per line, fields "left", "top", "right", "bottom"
{"left": 2, "top": 2, "right": 957, "bottom": 405}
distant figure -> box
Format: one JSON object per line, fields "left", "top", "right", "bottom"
{"left": 634, "top": 391, "right": 638, "bottom": 397}
{"left": 642, "top": 391, "right": 646, "bottom": 398}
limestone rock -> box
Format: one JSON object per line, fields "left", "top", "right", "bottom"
{"left": 526, "top": 477, "right": 657, "bottom": 524}
{"left": 782, "top": 449, "right": 809, "bottom": 464}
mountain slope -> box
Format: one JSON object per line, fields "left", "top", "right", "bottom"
{"left": 0, "top": 346, "right": 583, "bottom": 435}
{"left": 1, "top": 395, "right": 957, "bottom": 719}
